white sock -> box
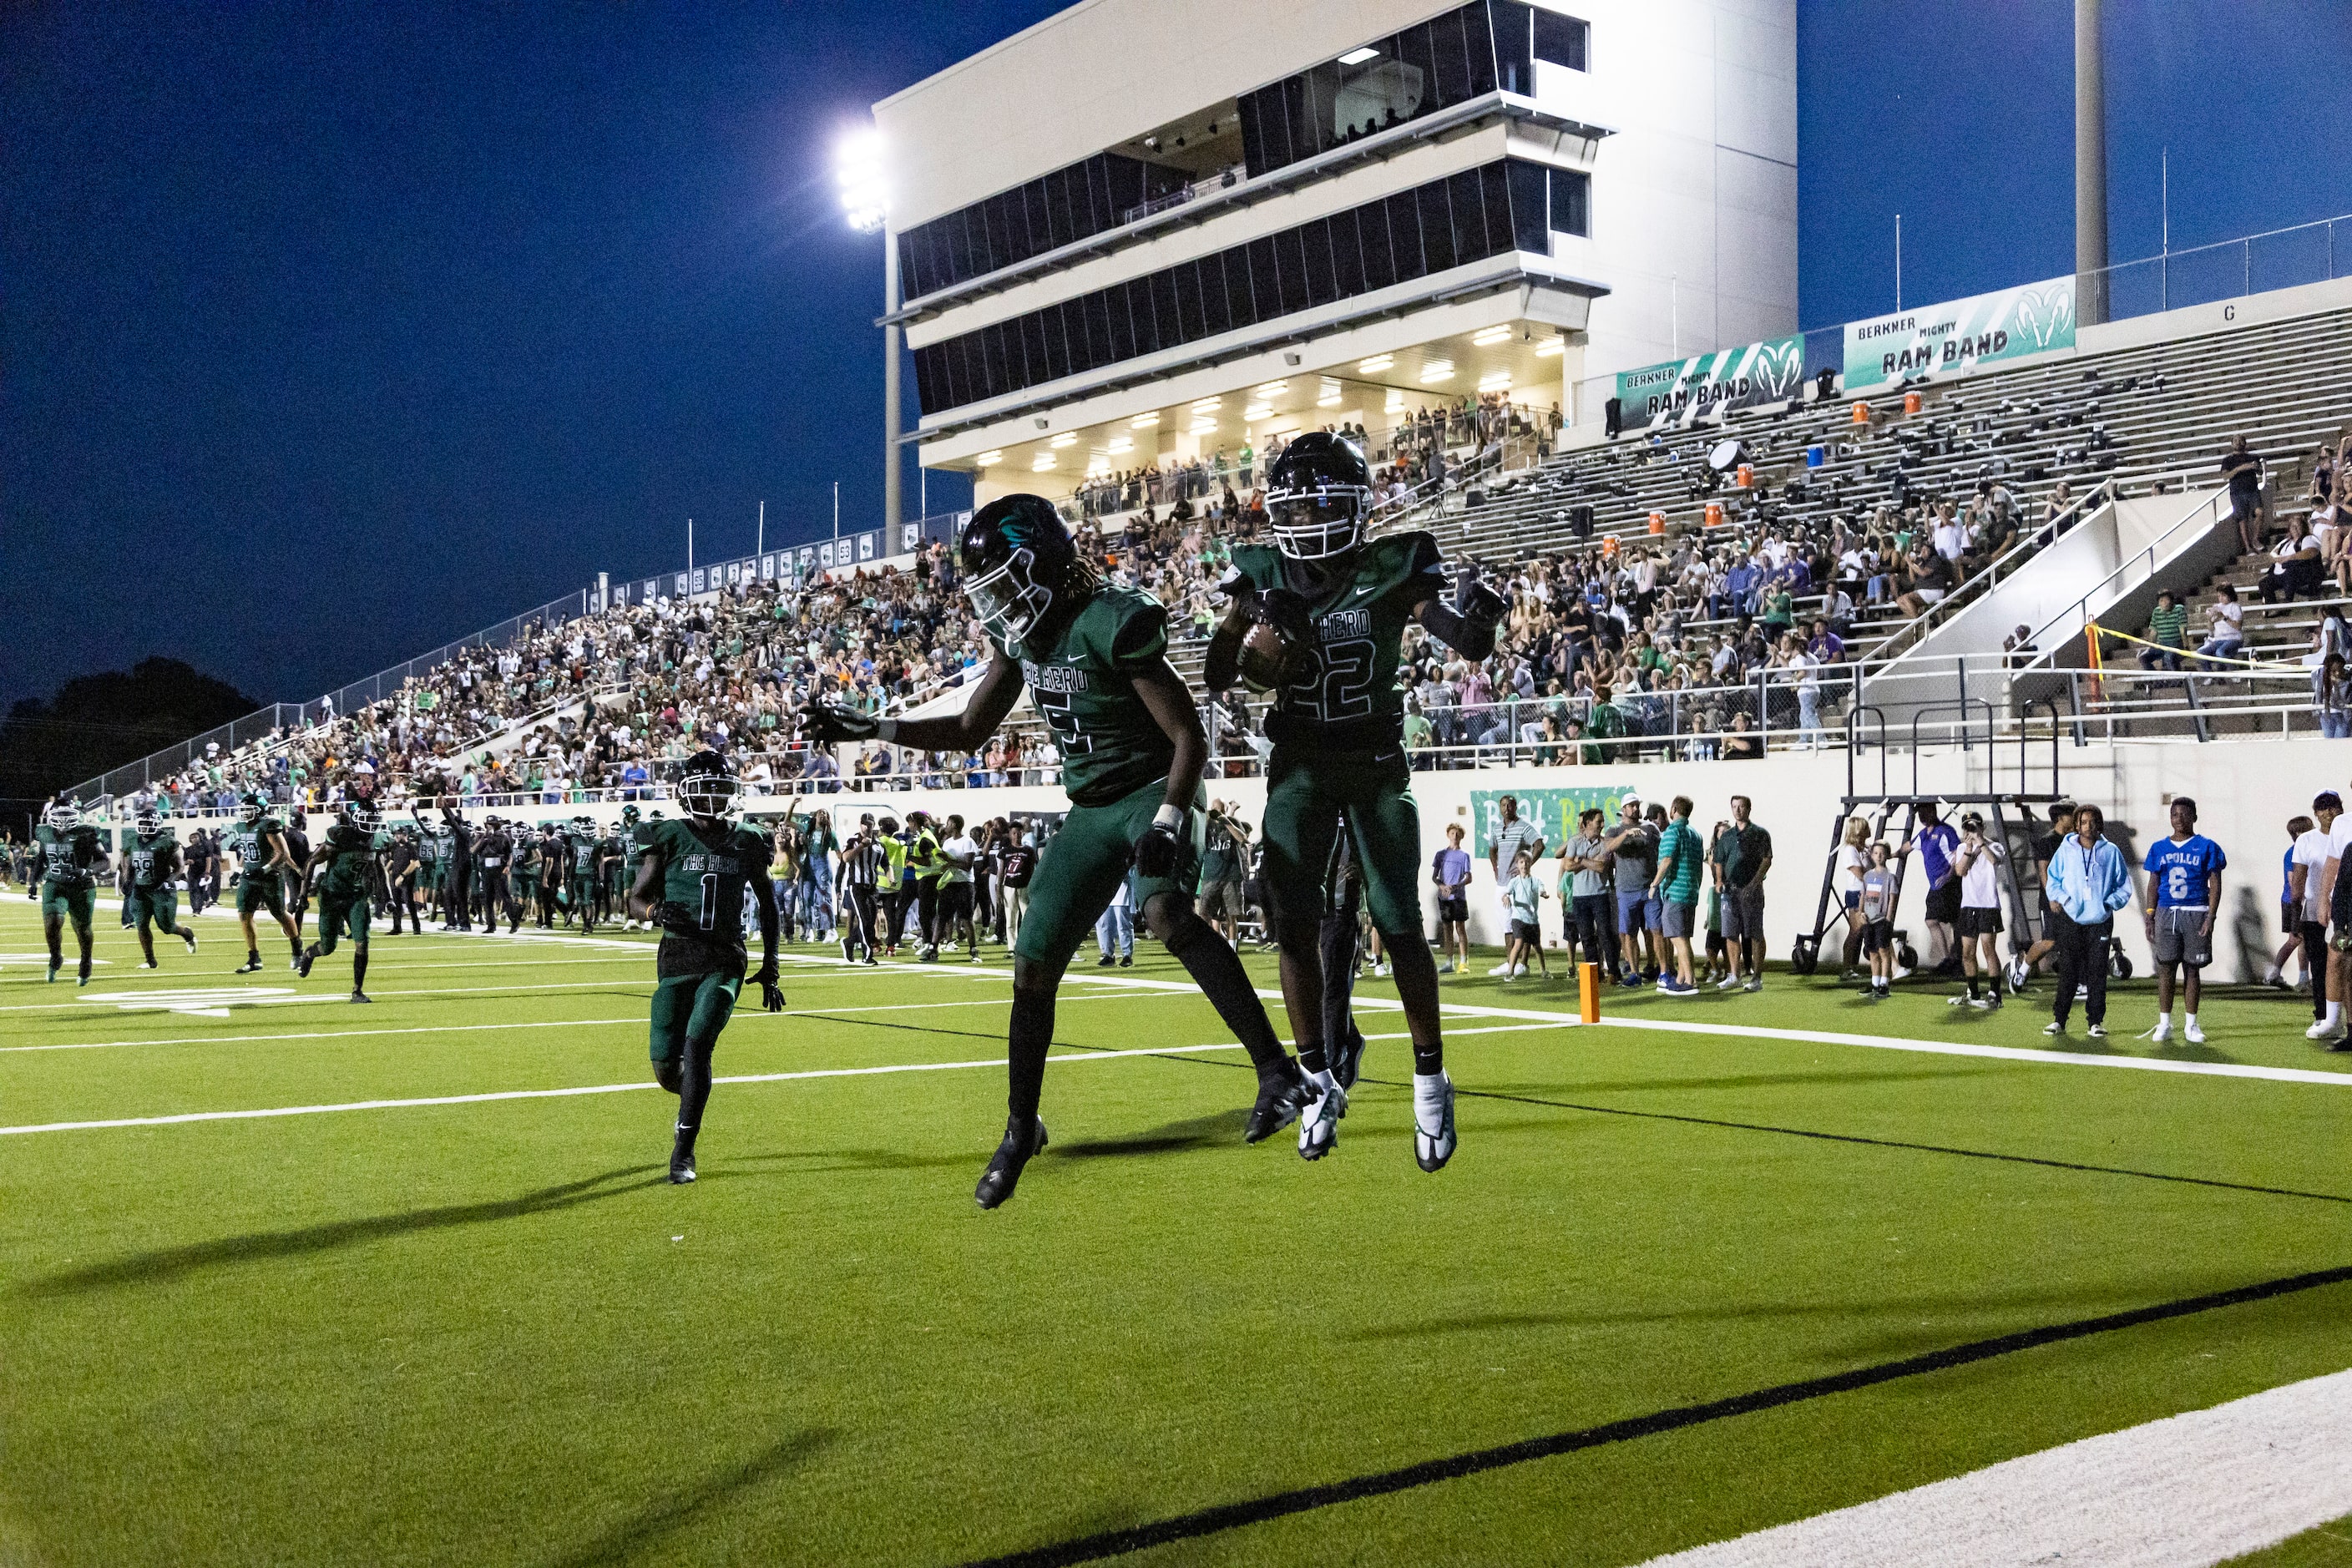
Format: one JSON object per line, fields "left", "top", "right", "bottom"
{"left": 2329, "top": 1002, "right": 2343, "bottom": 1026}
{"left": 2186, "top": 1012, "right": 2198, "bottom": 1029}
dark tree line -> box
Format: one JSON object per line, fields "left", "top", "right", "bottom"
{"left": 0, "top": 658, "right": 260, "bottom": 832}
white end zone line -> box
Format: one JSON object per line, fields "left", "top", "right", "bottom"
{"left": 1638, "top": 1365, "right": 2352, "bottom": 1568}
{"left": 0, "top": 1024, "right": 1563, "bottom": 1137}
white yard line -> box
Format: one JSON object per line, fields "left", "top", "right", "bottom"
{"left": 1588, "top": 1014, "right": 2352, "bottom": 1088}
{"left": 0, "top": 1024, "right": 1569, "bottom": 1136}
{"left": 1638, "top": 1366, "right": 2352, "bottom": 1568}
{"left": 0, "top": 992, "right": 1121, "bottom": 1054}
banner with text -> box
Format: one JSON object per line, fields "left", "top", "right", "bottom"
{"left": 1842, "top": 276, "right": 2076, "bottom": 392}
{"left": 1469, "top": 785, "right": 1637, "bottom": 862}
{"left": 1614, "top": 335, "right": 1805, "bottom": 425}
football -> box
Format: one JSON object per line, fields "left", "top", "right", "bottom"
{"left": 1237, "top": 622, "right": 1289, "bottom": 691}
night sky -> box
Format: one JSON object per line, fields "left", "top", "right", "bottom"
{"left": 6, "top": 2, "right": 2349, "bottom": 716}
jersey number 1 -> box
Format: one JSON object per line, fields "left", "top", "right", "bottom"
{"left": 700, "top": 873, "right": 718, "bottom": 931}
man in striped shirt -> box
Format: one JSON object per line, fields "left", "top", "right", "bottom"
{"left": 838, "top": 815, "right": 883, "bottom": 965}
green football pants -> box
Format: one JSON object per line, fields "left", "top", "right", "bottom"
{"left": 1012, "top": 776, "right": 1203, "bottom": 970}
{"left": 40, "top": 883, "right": 95, "bottom": 932}
{"left": 126, "top": 886, "right": 182, "bottom": 935}
{"left": 313, "top": 895, "right": 371, "bottom": 955}
{"left": 650, "top": 970, "right": 741, "bottom": 1063}
{"left": 1259, "top": 743, "right": 1424, "bottom": 935}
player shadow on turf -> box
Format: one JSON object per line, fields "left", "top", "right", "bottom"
{"left": 1053, "top": 1108, "right": 1251, "bottom": 1160}
{"left": 16, "top": 1165, "right": 668, "bottom": 1298}
{"left": 541, "top": 1428, "right": 837, "bottom": 1568}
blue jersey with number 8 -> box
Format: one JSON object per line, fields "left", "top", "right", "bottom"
{"left": 2145, "top": 833, "right": 2225, "bottom": 909}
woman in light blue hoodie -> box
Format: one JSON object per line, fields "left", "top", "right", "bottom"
{"left": 2043, "top": 802, "right": 2134, "bottom": 1038}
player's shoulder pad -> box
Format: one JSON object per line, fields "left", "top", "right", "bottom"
{"left": 1080, "top": 583, "right": 1169, "bottom": 668}
{"left": 1375, "top": 529, "right": 1446, "bottom": 580}
{"left": 1226, "top": 541, "right": 1282, "bottom": 589}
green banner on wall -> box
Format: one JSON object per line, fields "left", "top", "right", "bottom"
{"left": 1468, "top": 785, "right": 1639, "bottom": 861}
{"left": 1613, "top": 335, "right": 1805, "bottom": 426}
{"left": 1842, "top": 276, "right": 2076, "bottom": 392}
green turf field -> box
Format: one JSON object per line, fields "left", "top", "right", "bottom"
{"left": 3, "top": 894, "right": 2349, "bottom": 1566}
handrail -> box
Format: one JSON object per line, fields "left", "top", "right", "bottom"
{"left": 2016, "top": 483, "right": 2232, "bottom": 671}
{"left": 1873, "top": 478, "right": 2122, "bottom": 662}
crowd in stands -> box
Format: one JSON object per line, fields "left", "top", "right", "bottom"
{"left": 95, "top": 382, "right": 2305, "bottom": 823}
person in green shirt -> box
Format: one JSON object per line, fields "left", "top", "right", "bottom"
{"left": 2138, "top": 590, "right": 2189, "bottom": 672}
{"left": 1581, "top": 685, "right": 1628, "bottom": 764}
{"left": 1649, "top": 796, "right": 1705, "bottom": 994}
{"left": 806, "top": 493, "right": 1312, "bottom": 1208}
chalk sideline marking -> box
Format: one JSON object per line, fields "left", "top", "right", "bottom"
{"left": 1635, "top": 1365, "right": 2352, "bottom": 1567}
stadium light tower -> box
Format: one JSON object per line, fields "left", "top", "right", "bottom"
{"left": 836, "top": 124, "right": 902, "bottom": 536}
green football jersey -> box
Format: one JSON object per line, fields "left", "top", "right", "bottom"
{"left": 569, "top": 832, "right": 599, "bottom": 877}
{"left": 126, "top": 830, "right": 180, "bottom": 891}
{"left": 1226, "top": 529, "right": 1444, "bottom": 742}
{"left": 994, "top": 584, "right": 1176, "bottom": 807}
{"left": 639, "top": 817, "right": 770, "bottom": 970}
{"left": 313, "top": 823, "right": 391, "bottom": 899}
{"left": 226, "top": 819, "right": 284, "bottom": 873}
{"left": 35, "top": 824, "right": 104, "bottom": 888}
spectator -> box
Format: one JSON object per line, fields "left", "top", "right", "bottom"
{"left": 2192, "top": 585, "right": 2243, "bottom": 669}
{"left": 2043, "top": 803, "right": 2132, "bottom": 1039}
{"left": 1431, "top": 823, "right": 1472, "bottom": 975}
{"left": 1712, "top": 794, "right": 1772, "bottom": 992}
{"left": 2136, "top": 591, "right": 2188, "bottom": 672}
{"left": 2220, "top": 434, "right": 2266, "bottom": 554}
{"left": 1558, "top": 808, "right": 1611, "bottom": 974}
{"left": 1649, "top": 795, "right": 1704, "bottom": 995}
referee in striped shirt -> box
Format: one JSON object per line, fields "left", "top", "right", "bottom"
{"left": 839, "top": 815, "right": 883, "bottom": 965}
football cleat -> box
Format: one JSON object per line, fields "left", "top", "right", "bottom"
{"left": 46, "top": 964, "right": 59, "bottom": 984}
{"left": 1297, "top": 1071, "right": 1345, "bottom": 1161}
{"left": 350, "top": 990, "right": 372, "bottom": 1004}
{"left": 1331, "top": 1025, "right": 1367, "bottom": 1093}
{"left": 140, "top": 959, "right": 159, "bottom": 971}
{"left": 1413, "top": 1071, "right": 1457, "bottom": 1172}
{"left": 180, "top": 928, "right": 199, "bottom": 953}
{"left": 668, "top": 1150, "right": 697, "bottom": 1185}
{"left": 296, "top": 948, "right": 316, "bottom": 979}
{"left": 77, "top": 969, "right": 91, "bottom": 988}
{"left": 235, "top": 956, "right": 263, "bottom": 974}
{"left": 974, "top": 1115, "right": 1047, "bottom": 1209}
{"left": 1242, "top": 1065, "right": 1312, "bottom": 1144}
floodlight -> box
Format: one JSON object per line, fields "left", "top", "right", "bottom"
{"left": 1338, "top": 46, "right": 1381, "bottom": 66}
{"left": 835, "top": 127, "right": 888, "bottom": 235}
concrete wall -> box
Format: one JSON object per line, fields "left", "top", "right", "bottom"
{"left": 195, "top": 731, "right": 2348, "bottom": 987}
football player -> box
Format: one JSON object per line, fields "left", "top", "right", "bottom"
{"left": 31, "top": 801, "right": 109, "bottom": 984}
{"left": 121, "top": 806, "right": 200, "bottom": 969}
{"left": 1205, "top": 432, "right": 1504, "bottom": 1170}
{"left": 225, "top": 792, "right": 305, "bottom": 974}
{"left": 616, "top": 805, "right": 648, "bottom": 930}
{"left": 806, "top": 494, "right": 1316, "bottom": 1209}
{"left": 598, "top": 817, "right": 630, "bottom": 925}
{"left": 565, "top": 815, "right": 603, "bottom": 933}
{"left": 625, "top": 751, "right": 786, "bottom": 1184}
{"left": 297, "top": 798, "right": 391, "bottom": 1003}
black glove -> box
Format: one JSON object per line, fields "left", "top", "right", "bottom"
{"left": 802, "top": 703, "right": 879, "bottom": 746}
{"left": 755, "top": 966, "right": 786, "bottom": 1012}
{"left": 654, "top": 899, "right": 702, "bottom": 936}
{"left": 1133, "top": 806, "right": 1186, "bottom": 878}
{"left": 1455, "top": 563, "right": 1507, "bottom": 629}
{"left": 1256, "top": 587, "right": 1316, "bottom": 649}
